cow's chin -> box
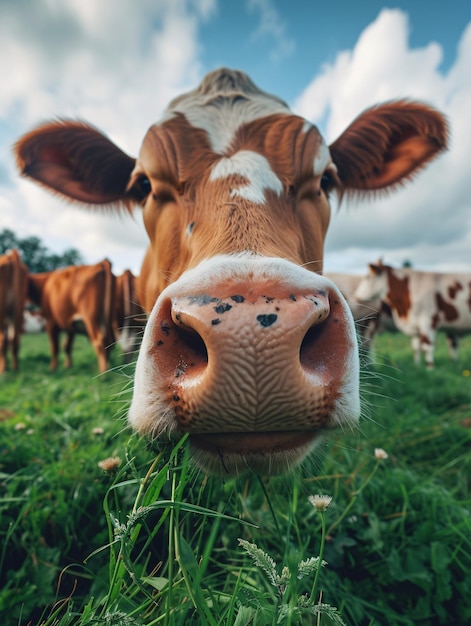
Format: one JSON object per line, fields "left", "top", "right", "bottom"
{"left": 188, "top": 430, "right": 319, "bottom": 476}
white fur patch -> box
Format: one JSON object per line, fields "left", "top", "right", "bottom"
{"left": 163, "top": 96, "right": 290, "bottom": 154}
{"left": 314, "top": 139, "right": 332, "bottom": 176}
{"left": 210, "top": 151, "right": 283, "bottom": 204}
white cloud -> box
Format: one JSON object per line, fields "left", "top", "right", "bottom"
{"left": 0, "top": 0, "right": 215, "bottom": 273}
{"left": 247, "top": 0, "right": 295, "bottom": 61}
{"left": 294, "top": 9, "right": 471, "bottom": 274}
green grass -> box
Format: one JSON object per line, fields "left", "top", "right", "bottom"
{"left": 0, "top": 332, "right": 470, "bottom": 625}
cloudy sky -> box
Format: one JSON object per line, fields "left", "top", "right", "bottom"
{"left": 1, "top": 0, "right": 470, "bottom": 275}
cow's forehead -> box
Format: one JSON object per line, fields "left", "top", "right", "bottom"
{"left": 161, "top": 93, "right": 291, "bottom": 154}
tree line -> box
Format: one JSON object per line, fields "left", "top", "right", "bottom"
{"left": 0, "top": 228, "right": 83, "bottom": 273}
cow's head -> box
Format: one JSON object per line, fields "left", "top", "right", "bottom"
{"left": 15, "top": 68, "right": 448, "bottom": 475}
{"left": 355, "top": 262, "right": 395, "bottom": 303}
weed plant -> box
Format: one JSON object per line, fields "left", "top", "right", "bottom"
{"left": 0, "top": 332, "right": 470, "bottom": 625}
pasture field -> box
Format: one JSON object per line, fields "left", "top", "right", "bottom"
{"left": 0, "top": 331, "right": 470, "bottom": 625}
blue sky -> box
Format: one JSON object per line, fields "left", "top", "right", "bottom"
{"left": 0, "top": 0, "right": 470, "bottom": 275}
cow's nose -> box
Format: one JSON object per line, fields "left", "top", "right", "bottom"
{"left": 150, "top": 287, "right": 345, "bottom": 433}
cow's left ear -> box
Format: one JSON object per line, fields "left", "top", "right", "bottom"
{"left": 14, "top": 120, "right": 136, "bottom": 208}
{"left": 329, "top": 101, "right": 448, "bottom": 193}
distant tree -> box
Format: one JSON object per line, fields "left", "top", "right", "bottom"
{"left": 402, "top": 259, "right": 413, "bottom": 268}
{"left": 0, "top": 228, "right": 19, "bottom": 254}
{"left": 19, "top": 236, "right": 50, "bottom": 272}
{"left": 0, "top": 228, "right": 84, "bottom": 272}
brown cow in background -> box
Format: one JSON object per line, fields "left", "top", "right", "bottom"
{"left": 0, "top": 249, "right": 28, "bottom": 374}
{"left": 114, "top": 269, "right": 146, "bottom": 362}
{"left": 28, "top": 259, "right": 115, "bottom": 373}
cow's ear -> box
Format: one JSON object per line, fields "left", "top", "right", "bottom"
{"left": 329, "top": 101, "right": 448, "bottom": 194}
{"left": 369, "top": 262, "right": 384, "bottom": 275}
{"left": 14, "top": 120, "right": 136, "bottom": 208}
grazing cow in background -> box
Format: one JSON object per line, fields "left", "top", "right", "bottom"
{"left": 355, "top": 262, "right": 471, "bottom": 367}
{"left": 0, "top": 249, "right": 28, "bottom": 374}
{"left": 23, "top": 308, "right": 47, "bottom": 333}
{"left": 114, "top": 269, "right": 147, "bottom": 362}
{"left": 324, "top": 273, "right": 384, "bottom": 354}
{"left": 27, "top": 260, "right": 115, "bottom": 373}
{"left": 15, "top": 68, "right": 447, "bottom": 475}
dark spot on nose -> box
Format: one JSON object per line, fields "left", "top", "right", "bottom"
{"left": 214, "top": 303, "right": 232, "bottom": 314}
{"left": 231, "top": 295, "right": 245, "bottom": 303}
{"left": 257, "top": 314, "right": 278, "bottom": 327}
{"left": 289, "top": 294, "right": 297, "bottom": 301}
{"left": 211, "top": 318, "right": 221, "bottom": 325}
{"left": 161, "top": 323, "right": 170, "bottom": 336}
{"left": 188, "top": 294, "right": 220, "bottom": 306}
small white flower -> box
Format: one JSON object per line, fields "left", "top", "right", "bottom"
{"left": 374, "top": 448, "right": 388, "bottom": 460}
{"left": 15, "top": 422, "right": 26, "bottom": 431}
{"left": 26, "top": 429, "right": 34, "bottom": 435}
{"left": 92, "top": 427, "right": 105, "bottom": 435}
{"left": 308, "top": 494, "right": 332, "bottom": 512}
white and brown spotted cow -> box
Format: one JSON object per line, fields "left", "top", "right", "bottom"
{"left": 355, "top": 262, "right": 471, "bottom": 367}
{"left": 15, "top": 68, "right": 447, "bottom": 474}
{"left": 325, "top": 273, "right": 384, "bottom": 354}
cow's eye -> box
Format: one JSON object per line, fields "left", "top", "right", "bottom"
{"left": 320, "top": 172, "right": 334, "bottom": 193}
{"left": 135, "top": 176, "right": 152, "bottom": 199}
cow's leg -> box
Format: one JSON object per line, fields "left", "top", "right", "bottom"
{"left": 446, "top": 334, "right": 459, "bottom": 361}
{"left": 63, "top": 331, "right": 75, "bottom": 368}
{"left": 0, "top": 327, "right": 7, "bottom": 374}
{"left": 421, "top": 332, "right": 435, "bottom": 368}
{"left": 47, "top": 322, "right": 60, "bottom": 370}
{"left": 10, "top": 325, "right": 20, "bottom": 371}
{"left": 411, "top": 335, "right": 421, "bottom": 365}
{"left": 84, "top": 323, "right": 108, "bottom": 373}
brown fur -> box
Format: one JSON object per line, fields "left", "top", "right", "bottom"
{"left": 385, "top": 268, "right": 411, "bottom": 319}
{"left": 0, "top": 249, "right": 28, "bottom": 373}
{"left": 28, "top": 260, "right": 115, "bottom": 372}
{"left": 435, "top": 292, "right": 459, "bottom": 322}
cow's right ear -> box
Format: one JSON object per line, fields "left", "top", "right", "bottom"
{"left": 368, "top": 262, "right": 384, "bottom": 275}
{"left": 14, "top": 120, "right": 136, "bottom": 209}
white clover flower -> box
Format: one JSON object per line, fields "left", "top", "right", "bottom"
{"left": 92, "top": 427, "right": 105, "bottom": 435}
{"left": 15, "top": 422, "right": 26, "bottom": 431}
{"left": 308, "top": 494, "right": 332, "bottom": 512}
{"left": 374, "top": 448, "right": 388, "bottom": 460}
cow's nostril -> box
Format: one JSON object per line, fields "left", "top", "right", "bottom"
{"left": 299, "top": 322, "right": 325, "bottom": 373}
{"left": 174, "top": 325, "right": 208, "bottom": 367}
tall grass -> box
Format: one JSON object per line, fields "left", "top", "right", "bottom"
{"left": 0, "top": 332, "right": 470, "bottom": 625}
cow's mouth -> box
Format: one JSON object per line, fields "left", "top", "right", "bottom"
{"left": 189, "top": 430, "right": 318, "bottom": 475}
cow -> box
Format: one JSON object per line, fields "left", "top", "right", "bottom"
{"left": 324, "top": 273, "right": 384, "bottom": 355}
{"left": 0, "top": 249, "right": 28, "bottom": 374}
{"left": 114, "top": 269, "right": 147, "bottom": 362}
{"left": 27, "top": 260, "right": 115, "bottom": 373}
{"left": 14, "top": 68, "right": 448, "bottom": 475}
{"left": 354, "top": 261, "right": 471, "bottom": 367}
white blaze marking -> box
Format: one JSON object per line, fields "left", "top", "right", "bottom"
{"left": 163, "top": 96, "right": 290, "bottom": 153}
{"left": 210, "top": 151, "right": 283, "bottom": 204}
{"left": 314, "top": 138, "right": 331, "bottom": 176}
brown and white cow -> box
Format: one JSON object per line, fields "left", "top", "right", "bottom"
{"left": 27, "top": 260, "right": 115, "bottom": 373}
{"left": 114, "top": 269, "right": 146, "bottom": 362}
{"left": 324, "top": 273, "right": 384, "bottom": 354}
{"left": 0, "top": 249, "right": 28, "bottom": 374}
{"left": 15, "top": 68, "right": 447, "bottom": 474}
{"left": 355, "top": 262, "right": 471, "bottom": 367}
